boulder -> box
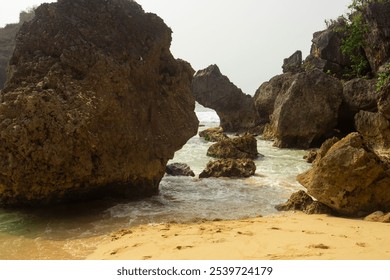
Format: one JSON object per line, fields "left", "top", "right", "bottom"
{"left": 282, "top": 50, "right": 303, "bottom": 74}
{"left": 192, "top": 64, "right": 260, "bottom": 132}
{"left": 253, "top": 73, "right": 294, "bottom": 125}
{"left": 198, "top": 127, "right": 228, "bottom": 142}
{"left": 363, "top": 1, "right": 390, "bottom": 74}
{"left": 199, "top": 159, "right": 256, "bottom": 178}
{"left": 206, "top": 134, "right": 260, "bottom": 159}
{"left": 165, "top": 163, "right": 195, "bottom": 177}
{"left": 378, "top": 81, "right": 390, "bottom": 120}
{"left": 297, "top": 133, "right": 390, "bottom": 216}
{"left": 263, "top": 69, "right": 343, "bottom": 149}
{"left": 0, "top": 0, "right": 198, "bottom": 206}
{"left": 275, "top": 190, "right": 334, "bottom": 215}
{"left": 355, "top": 111, "right": 390, "bottom": 149}
{"left": 0, "top": 11, "right": 35, "bottom": 89}
{"left": 339, "top": 78, "right": 378, "bottom": 131}
{"left": 303, "top": 29, "right": 350, "bottom": 78}
{"left": 364, "top": 211, "right": 390, "bottom": 223}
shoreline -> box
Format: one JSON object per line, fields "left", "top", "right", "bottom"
{"left": 86, "top": 211, "right": 390, "bottom": 260}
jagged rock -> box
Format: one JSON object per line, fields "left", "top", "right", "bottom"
{"left": 297, "top": 133, "right": 390, "bottom": 217}
{"left": 303, "top": 29, "right": 350, "bottom": 78}
{"left": 275, "top": 190, "right": 334, "bottom": 215}
{"left": 199, "top": 159, "right": 256, "bottom": 178}
{"left": 282, "top": 50, "right": 302, "bottom": 74}
{"left": 198, "top": 127, "right": 228, "bottom": 142}
{"left": 355, "top": 110, "right": 390, "bottom": 149}
{"left": 339, "top": 78, "right": 378, "bottom": 131}
{"left": 363, "top": 1, "right": 390, "bottom": 73}
{"left": 253, "top": 73, "right": 294, "bottom": 125}
{"left": 263, "top": 69, "right": 343, "bottom": 149}
{"left": 378, "top": 81, "right": 390, "bottom": 120}
{"left": 0, "top": 11, "right": 35, "bottom": 89}
{"left": 312, "top": 137, "right": 340, "bottom": 164}
{"left": 165, "top": 163, "right": 195, "bottom": 177}
{"left": 0, "top": 0, "right": 198, "bottom": 206}
{"left": 206, "top": 134, "right": 260, "bottom": 159}
{"left": 192, "top": 64, "right": 260, "bottom": 132}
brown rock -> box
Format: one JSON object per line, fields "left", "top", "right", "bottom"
{"left": 253, "top": 73, "right": 294, "bottom": 125}
{"left": 275, "top": 190, "right": 334, "bottom": 215}
{"left": 297, "top": 133, "right": 390, "bottom": 216}
{"left": 355, "top": 110, "right": 390, "bottom": 149}
{"left": 198, "top": 127, "right": 228, "bottom": 142}
{"left": 207, "top": 134, "right": 260, "bottom": 159}
{"left": 0, "top": 0, "right": 198, "bottom": 206}
{"left": 263, "top": 69, "right": 343, "bottom": 149}
{"left": 165, "top": 163, "right": 195, "bottom": 177}
{"left": 378, "top": 81, "right": 390, "bottom": 120}
{"left": 192, "top": 64, "right": 260, "bottom": 132}
{"left": 282, "top": 50, "right": 303, "bottom": 74}
{"left": 339, "top": 78, "right": 378, "bottom": 131}
{"left": 199, "top": 159, "right": 256, "bottom": 178}
{"left": 363, "top": 2, "right": 390, "bottom": 73}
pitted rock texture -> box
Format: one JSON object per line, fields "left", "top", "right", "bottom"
{"left": 0, "top": 0, "right": 198, "bottom": 206}
{"left": 199, "top": 158, "right": 256, "bottom": 178}
{"left": 263, "top": 69, "right": 343, "bottom": 149}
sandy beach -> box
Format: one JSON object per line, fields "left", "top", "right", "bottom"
{"left": 86, "top": 212, "right": 390, "bottom": 260}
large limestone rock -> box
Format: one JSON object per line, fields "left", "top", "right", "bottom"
{"left": 304, "top": 29, "right": 350, "bottom": 78}
{"left": 192, "top": 65, "right": 260, "bottom": 132}
{"left": 363, "top": 1, "right": 390, "bottom": 73}
{"left": 253, "top": 73, "right": 294, "bottom": 126}
{"left": 298, "top": 133, "right": 390, "bottom": 216}
{"left": 0, "top": 11, "right": 35, "bottom": 89}
{"left": 339, "top": 78, "right": 378, "bottom": 131}
{"left": 0, "top": 0, "right": 198, "bottom": 206}
{"left": 378, "top": 81, "right": 390, "bottom": 120}
{"left": 355, "top": 110, "right": 390, "bottom": 149}
{"left": 263, "top": 69, "right": 343, "bottom": 149}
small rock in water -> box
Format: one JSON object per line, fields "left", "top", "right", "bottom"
{"left": 165, "top": 163, "right": 195, "bottom": 177}
{"left": 199, "top": 158, "right": 256, "bottom": 178}
{"left": 207, "top": 134, "right": 261, "bottom": 159}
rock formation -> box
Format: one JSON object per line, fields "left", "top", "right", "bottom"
{"left": 282, "top": 50, "right": 303, "bottom": 74}
{"left": 355, "top": 110, "right": 390, "bottom": 149}
{"left": 275, "top": 190, "right": 334, "bottom": 215}
{"left": 198, "top": 127, "right": 228, "bottom": 142}
{"left": 206, "top": 134, "right": 260, "bottom": 159}
{"left": 303, "top": 28, "right": 350, "bottom": 78}
{"left": 0, "top": 0, "right": 198, "bottom": 206}
{"left": 192, "top": 64, "right": 260, "bottom": 132}
{"left": 253, "top": 73, "right": 294, "bottom": 127}
{"left": 339, "top": 78, "right": 378, "bottom": 131}
{"left": 165, "top": 163, "right": 195, "bottom": 177}
{"left": 263, "top": 69, "right": 343, "bottom": 149}
{"left": 0, "top": 10, "right": 35, "bottom": 89}
{"left": 363, "top": 1, "right": 390, "bottom": 74}
{"left": 297, "top": 133, "right": 390, "bottom": 216}
{"left": 199, "top": 158, "right": 256, "bottom": 178}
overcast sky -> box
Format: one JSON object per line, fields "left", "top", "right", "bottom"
{"left": 1, "top": 0, "right": 351, "bottom": 94}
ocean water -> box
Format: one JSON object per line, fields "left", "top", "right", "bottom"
{"left": 0, "top": 106, "right": 310, "bottom": 259}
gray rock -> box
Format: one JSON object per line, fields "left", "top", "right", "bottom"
{"left": 166, "top": 163, "right": 195, "bottom": 177}
{"left": 282, "top": 50, "right": 303, "bottom": 74}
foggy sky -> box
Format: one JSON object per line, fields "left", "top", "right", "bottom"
{"left": 1, "top": 0, "right": 351, "bottom": 94}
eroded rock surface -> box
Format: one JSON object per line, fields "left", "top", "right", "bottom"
{"left": 297, "top": 133, "right": 390, "bottom": 216}
{"left": 192, "top": 65, "right": 260, "bottom": 132}
{"left": 199, "top": 159, "right": 256, "bottom": 178}
{"left": 0, "top": 0, "right": 198, "bottom": 206}
{"left": 207, "top": 134, "right": 259, "bottom": 159}
{"left": 263, "top": 69, "right": 343, "bottom": 149}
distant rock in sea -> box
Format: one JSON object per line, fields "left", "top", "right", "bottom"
{"left": 0, "top": 0, "right": 198, "bottom": 206}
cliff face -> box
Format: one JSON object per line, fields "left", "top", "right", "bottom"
{"left": 0, "top": 0, "right": 198, "bottom": 206}
{"left": 0, "top": 11, "right": 35, "bottom": 89}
